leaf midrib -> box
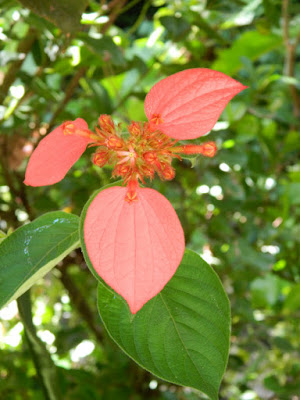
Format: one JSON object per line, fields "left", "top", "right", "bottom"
{"left": 159, "top": 292, "right": 217, "bottom": 398}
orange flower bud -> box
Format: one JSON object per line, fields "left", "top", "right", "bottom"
{"left": 114, "top": 164, "right": 130, "bottom": 177}
{"left": 172, "top": 141, "right": 217, "bottom": 157}
{"left": 200, "top": 142, "right": 217, "bottom": 157}
{"left": 141, "top": 165, "right": 154, "bottom": 179}
{"left": 98, "top": 115, "right": 115, "bottom": 134}
{"left": 143, "top": 151, "right": 157, "bottom": 165}
{"left": 162, "top": 165, "right": 175, "bottom": 180}
{"left": 93, "top": 152, "right": 108, "bottom": 167}
{"left": 128, "top": 121, "right": 141, "bottom": 137}
{"left": 107, "top": 135, "right": 124, "bottom": 150}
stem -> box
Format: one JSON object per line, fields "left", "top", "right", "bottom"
{"left": 59, "top": 266, "right": 104, "bottom": 343}
{"left": 17, "top": 291, "right": 62, "bottom": 400}
{"left": 101, "top": 0, "right": 128, "bottom": 32}
{"left": 0, "top": 136, "right": 34, "bottom": 221}
{"left": 128, "top": 0, "right": 151, "bottom": 34}
{"left": 46, "top": 67, "right": 87, "bottom": 134}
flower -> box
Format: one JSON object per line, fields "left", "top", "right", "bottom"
{"left": 24, "top": 68, "right": 247, "bottom": 313}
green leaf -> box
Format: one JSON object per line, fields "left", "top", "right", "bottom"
{"left": 250, "top": 274, "right": 290, "bottom": 308}
{"left": 97, "top": 249, "right": 230, "bottom": 400}
{"left": 0, "top": 211, "right": 80, "bottom": 309}
{"left": 285, "top": 182, "right": 300, "bottom": 205}
{"left": 160, "top": 16, "right": 191, "bottom": 41}
{"left": 283, "top": 283, "right": 300, "bottom": 313}
{"left": 78, "top": 33, "right": 126, "bottom": 67}
{"left": 16, "top": 0, "right": 88, "bottom": 32}
{"left": 212, "top": 31, "right": 282, "bottom": 75}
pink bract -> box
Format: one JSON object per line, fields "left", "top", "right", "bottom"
{"left": 145, "top": 68, "right": 247, "bottom": 140}
{"left": 24, "top": 118, "right": 90, "bottom": 186}
{"left": 84, "top": 186, "right": 185, "bottom": 313}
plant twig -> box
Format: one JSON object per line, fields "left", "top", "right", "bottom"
{"left": 101, "top": 0, "right": 128, "bottom": 32}
{"left": 46, "top": 66, "right": 87, "bottom": 133}
{"left": 59, "top": 265, "right": 104, "bottom": 343}
{"left": 17, "top": 291, "right": 62, "bottom": 400}
{"left": 0, "top": 136, "right": 34, "bottom": 221}
{"left": 282, "top": 0, "right": 300, "bottom": 118}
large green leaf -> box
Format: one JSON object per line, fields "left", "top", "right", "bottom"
{"left": 97, "top": 249, "right": 230, "bottom": 400}
{"left": 17, "top": 0, "right": 88, "bottom": 32}
{"left": 0, "top": 211, "right": 80, "bottom": 309}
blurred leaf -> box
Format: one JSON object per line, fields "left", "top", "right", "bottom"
{"left": 213, "top": 31, "right": 282, "bottom": 75}
{"left": 87, "top": 80, "right": 113, "bottom": 114}
{"left": 263, "top": 0, "right": 281, "bottom": 27}
{"left": 285, "top": 182, "right": 300, "bottom": 205}
{"left": 78, "top": 33, "right": 126, "bottom": 67}
{"left": 160, "top": 15, "right": 191, "bottom": 41}
{"left": 16, "top": 0, "right": 88, "bottom": 32}
{"left": 97, "top": 250, "right": 230, "bottom": 400}
{"left": 0, "top": 211, "right": 80, "bottom": 309}
{"left": 250, "top": 274, "right": 290, "bottom": 308}
{"left": 283, "top": 283, "right": 300, "bottom": 313}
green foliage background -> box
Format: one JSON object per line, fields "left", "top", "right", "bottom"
{"left": 0, "top": 0, "right": 300, "bottom": 399}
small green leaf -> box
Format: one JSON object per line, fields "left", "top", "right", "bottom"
{"left": 16, "top": 0, "right": 88, "bottom": 32}
{"left": 97, "top": 249, "right": 230, "bottom": 400}
{"left": 0, "top": 211, "right": 80, "bottom": 309}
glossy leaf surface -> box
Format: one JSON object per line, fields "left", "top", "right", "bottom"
{"left": 0, "top": 212, "right": 80, "bottom": 309}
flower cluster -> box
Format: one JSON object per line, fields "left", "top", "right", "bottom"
{"left": 62, "top": 114, "right": 217, "bottom": 204}
{"left": 24, "top": 68, "right": 246, "bottom": 313}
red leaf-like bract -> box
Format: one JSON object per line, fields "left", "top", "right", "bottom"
{"left": 144, "top": 68, "right": 247, "bottom": 140}
{"left": 84, "top": 187, "right": 185, "bottom": 313}
{"left": 24, "top": 118, "right": 90, "bottom": 186}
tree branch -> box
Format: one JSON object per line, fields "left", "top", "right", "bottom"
{"left": 46, "top": 66, "right": 87, "bottom": 133}
{"left": 0, "top": 136, "right": 34, "bottom": 221}
{"left": 58, "top": 265, "right": 104, "bottom": 343}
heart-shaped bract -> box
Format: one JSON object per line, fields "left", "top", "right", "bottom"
{"left": 83, "top": 186, "right": 185, "bottom": 313}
